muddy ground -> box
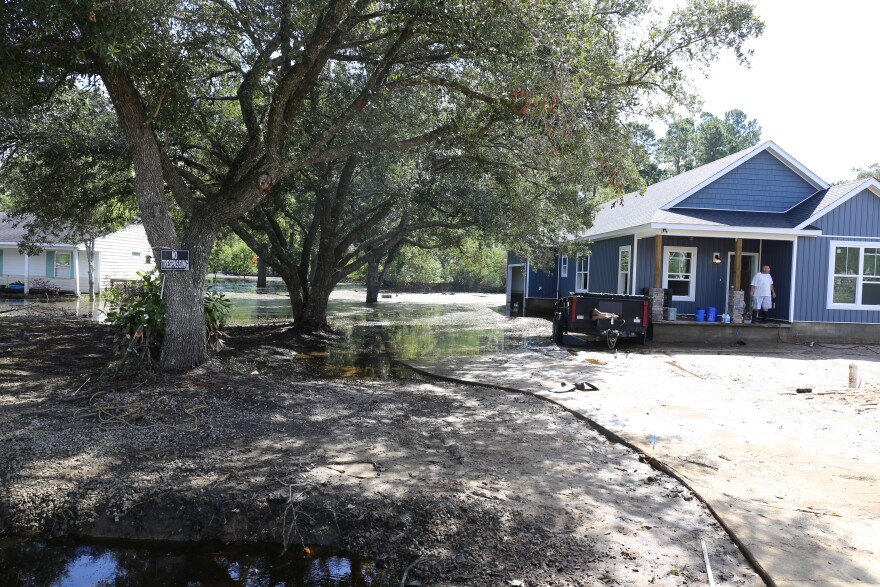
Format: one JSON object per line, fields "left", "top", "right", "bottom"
{"left": 0, "top": 304, "right": 761, "bottom": 586}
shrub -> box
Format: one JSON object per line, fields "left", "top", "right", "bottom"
{"left": 106, "top": 269, "right": 232, "bottom": 364}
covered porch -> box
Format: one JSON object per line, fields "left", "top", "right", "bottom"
{"left": 634, "top": 229, "right": 801, "bottom": 324}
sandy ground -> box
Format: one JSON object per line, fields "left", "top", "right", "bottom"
{"left": 407, "top": 336, "right": 880, "bottom": 586}
{"left": 0, "top": 297, "right": 762, "bottom": 586}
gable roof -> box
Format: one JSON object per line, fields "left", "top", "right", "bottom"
{"left": 582, "top": 141, "right": 830, "bottom": 239}
{"left": 0, "top": 213, "right": 80, "bottom": 247}
{"left": 793, "top": 178, "right": 880, "bottom": 230}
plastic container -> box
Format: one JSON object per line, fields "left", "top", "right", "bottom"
{"left": 706, "top": 306, "right": 717, "bottom": 322}
{"left": 694, "top": 308, "right": 706, "bottom": 322}
{"left": 663, "top": 307, "right": 677, "bottom": 321}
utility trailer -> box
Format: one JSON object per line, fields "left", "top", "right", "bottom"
{"left": 552, "top": 293, "right": 652, "bottom": 349}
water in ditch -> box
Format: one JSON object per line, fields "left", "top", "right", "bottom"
{"left": 0, "top": 539, "right": 391, "bottom": 586}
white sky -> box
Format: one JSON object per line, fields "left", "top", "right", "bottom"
{"left": 674, "top": 0, "right": 879, "bottom": 182}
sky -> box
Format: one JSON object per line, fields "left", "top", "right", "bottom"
{"left": 674, "top": 0, "right": 879, "bottom": 183}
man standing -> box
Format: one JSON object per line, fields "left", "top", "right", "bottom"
{"left": 750, "top": 264, "right": 776, "bottom": 323}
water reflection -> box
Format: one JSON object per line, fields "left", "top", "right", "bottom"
{"left": 0, "top": 540, "right": 390, "bottom": 587}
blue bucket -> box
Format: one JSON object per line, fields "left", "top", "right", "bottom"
{"left": 695, "top": 308, "right": 706, "bottom": 322}
{"left": 707, "top": 306, "right": 717, "bottom": 322}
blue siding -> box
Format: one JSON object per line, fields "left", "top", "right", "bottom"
{"left": 527, "top": 261, "right": 557, "bottom": 299}
{"left": 759, "top": 240, "right": 792, "bottom": 320}
{"left": 794, "top": 190, "right": 880, "bottom": 323}
{"left": 634, "top": 236, "right": 759, "bottom": 296}
{"left": 811, "top": 189, "right": 880, "bottom": 237}
{"left": 585, "top": 235, "right": 634, "bottom": 294}
{"left": 675, "top": 151, "right": 817, "bottom": 213}
{"left": 557, "top": 254, "right": 579, "bottom": 296}
{"left": 635, "top": 237, "right": 655, "bottom": 294}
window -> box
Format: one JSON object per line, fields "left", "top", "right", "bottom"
{"left": 575, "top": 253, "right": 589, "bottom": 292}
{"left": 618, "top": 246, "right": 631, "bottom": 294}
{"left": 828, "top": 242, "right": 880, "bottom": 309}
{"left": 559, "top": 255, "right": 568, "bottom": 278}
{"left": 662, "top": 246, "right": 697, "bottom": 301}
{"left": 55, "top": 252, "right": 71, "bottom": 279}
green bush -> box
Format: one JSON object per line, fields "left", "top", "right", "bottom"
{"left": 106, "top": 269, "right": 232, "bottom": 364}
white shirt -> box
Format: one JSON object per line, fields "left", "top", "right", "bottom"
{"left": 751, "top": 272, "right": 773, "bottom": 297}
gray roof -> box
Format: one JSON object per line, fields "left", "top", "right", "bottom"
{"left": 579, "top": 145, "right": 876, "bottom": 240}
{"left": 0, "top": 213, "right": 78, "bottom": 246}
{"left": 583, "top": 143, "right": 766, "bottom": 237}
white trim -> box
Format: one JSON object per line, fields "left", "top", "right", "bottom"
{"left": 575, "top": 253, "right": 589, "bottom": 293}
{"left": 72, "top": 250, "right": 80, "bottom": 296}
{"left": 826, "top": 240, "right": 880, "bottom": 311}
{"left": 23, "top": 253, "right": 29, "bottom": 294}
{"left": 617, "top": 245, "right": 632, "bottom": 294}
{"left": 662, "top": 141, "right": 829, "bottom": 211}
{"left": 631, "top": 236, "right": 639, "bottom": 296}
{"left": 582, "top": 223, "right": 653, "bottom": 242}
{"left": 524, "top": 262, "right": 530, "bottom": 300}
{"left": 583, "top": 223, "right": 817, "bottom": 245}
{"left": 662, "top": 246, "right": 698, "bottom": 302}
{"left": 794, "top": 179, "right": 880, "bottom": 230}
{"left": 653, "top": 224, "right": 813, "bottom": 238}
{"left": 818, "top": 234, "right": 880, "bottom": 240}
{"left": 789, "top": 238, "right": 798, "bottom": 322}
{"left": 725, "top": 252, "right": 759, "bottom": 311}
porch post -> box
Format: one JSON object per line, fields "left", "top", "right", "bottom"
{"left": 23, "top": 253, "right": 29, "bottom": 295}
{"left": 73, "top": 250, "right": 81, "bottom": 297}
{"left": 653, "top": 234, "right": 662, "bottom": 288}
{"left": 734, "top": 238, "right": 743, "bottom": 290}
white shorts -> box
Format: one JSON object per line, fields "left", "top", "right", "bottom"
{"left": 754, "top": 296, "right": 772, "bottom": 310}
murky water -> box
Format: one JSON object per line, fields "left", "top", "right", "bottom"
{"left": 0, "top": 539, "right": 392, "bottom": 586}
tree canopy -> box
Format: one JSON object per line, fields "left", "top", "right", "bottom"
{"left": 2, "top": 0, "right": 764, "bottom": 370}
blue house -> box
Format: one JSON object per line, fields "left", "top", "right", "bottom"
{"left": 507, "top": 141, "right": 880, "bottom": 335}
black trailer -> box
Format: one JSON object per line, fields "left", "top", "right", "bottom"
{"left": 552, "top": 292, "right": 652, "bottom": 349}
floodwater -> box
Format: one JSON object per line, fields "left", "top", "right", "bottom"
{"left": 1, "top": 279, "right": 540, "bottom": 585}
{"left": 0, "top": 539, "right": 392, "bottom": 586}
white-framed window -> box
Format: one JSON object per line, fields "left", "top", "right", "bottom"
{"left": 55, "top": 252, "right": 72, "bottom": 279}
{"left": 662, "top": 246, "right": 697, "bottom": 301}
{"left": 827, "top": 241, "right": 880, "bottom": 310}
{"left": 559, "top": 255, "right": 568, "bottom": 278}
{"left": 618, "top": 245, "right": 631, "bottom": 294}
{"left": 575, "top": 253, "right": 589, "bottom": 292}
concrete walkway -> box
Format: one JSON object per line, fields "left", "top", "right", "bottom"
{"left": 404, "top": 341, "right": 880, "bottom": 586}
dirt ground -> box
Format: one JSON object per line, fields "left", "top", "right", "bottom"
{"left": 0, "top": 302, "right": 762, "bottom": 586}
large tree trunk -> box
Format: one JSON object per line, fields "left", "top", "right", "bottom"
{"left": 159, "top": 226, "right": 215, "bottom": 370}
{"left": 257, "top": 257, "right": 267, "bottom": 287}
{"left": 365, "top": 257, "right": 380, "bottom": 304}
{"left": 298, "top": 278, "right": 335, "bottom": 330}
{"left": 101, "top": 65, "right": 209, "bottom": 371}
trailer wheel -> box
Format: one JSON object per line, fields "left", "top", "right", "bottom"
{"left": 552, "top": 318, "right": 564, "bottom": 345}
{"left": 606, "top": 330, "right": 619, "bottom": 350}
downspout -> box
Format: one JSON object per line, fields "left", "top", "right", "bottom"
{"left": 23, "top": 253, "right": 29, "bottom": 295}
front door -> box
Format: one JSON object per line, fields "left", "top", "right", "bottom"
{"left": 727, "top": 253, "right": 758, "bottom": 316}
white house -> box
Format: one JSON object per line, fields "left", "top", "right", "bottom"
{"left": 0, "top": 213, "right": 155, "bottom": 295}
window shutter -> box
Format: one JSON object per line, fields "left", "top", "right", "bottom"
{"left": 46, "top": 251, "right": 55, "bottom": 277}
{"left": 0, "top": 249, "right": 3, "bottom": 274}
